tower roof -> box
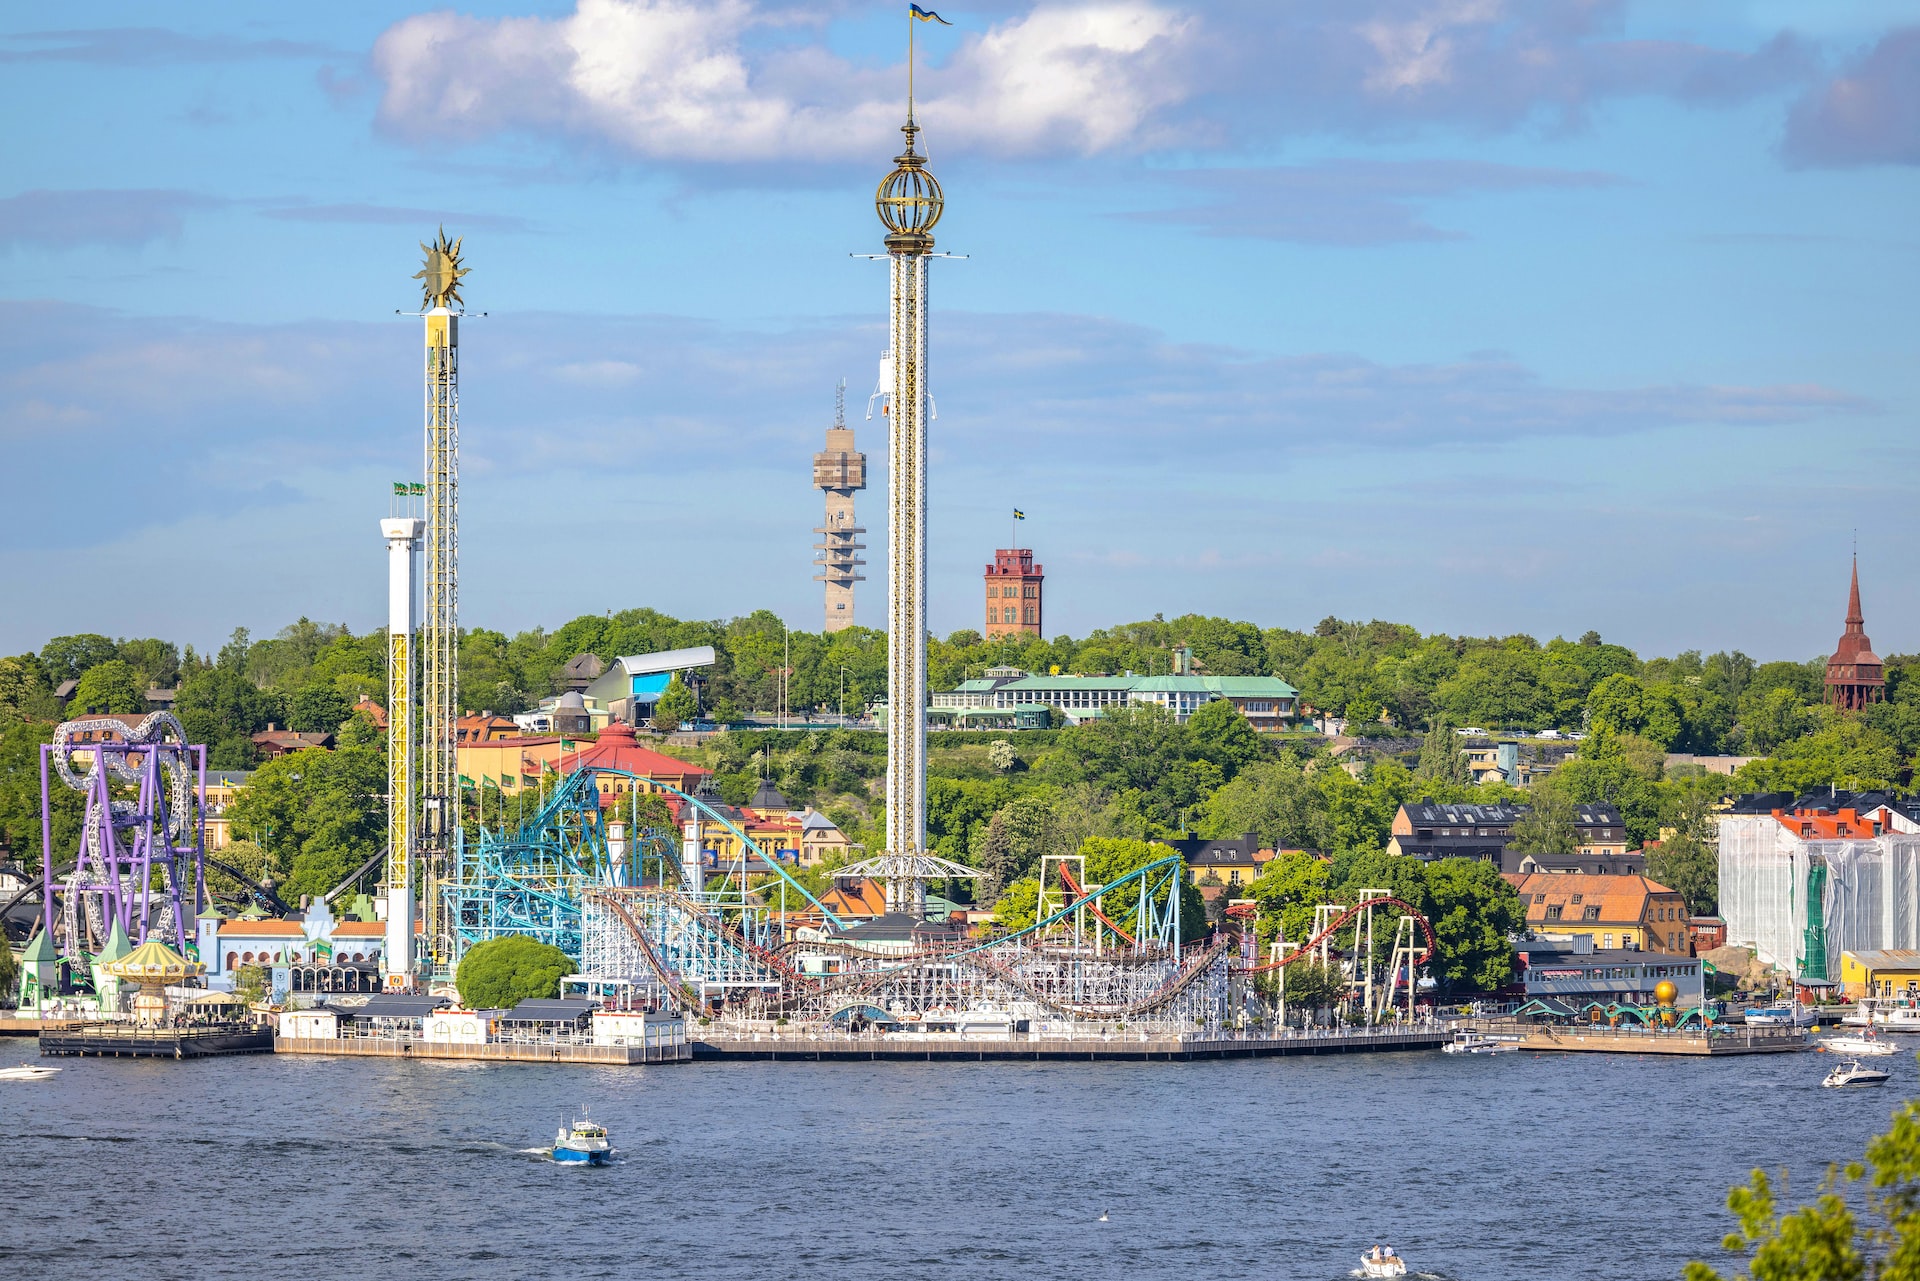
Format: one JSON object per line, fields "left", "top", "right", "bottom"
{"left": 1829, "top": 555, "right": 1884, "bottom": 668}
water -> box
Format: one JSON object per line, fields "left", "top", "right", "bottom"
{"left": 0, "top": 1042, "right": 1904, "bottom": 1281}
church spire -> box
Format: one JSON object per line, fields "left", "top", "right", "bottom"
{"left": 1847, "top": 554, "right": 1865, "bottom": 630}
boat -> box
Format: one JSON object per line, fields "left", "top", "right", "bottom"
{"left": 1359, "top": 1244, "right": 1408, "bottom": 1277}
{"left": 1743, "top": 1005, "right": 1800, "bottom": 1027}
{"left": 1823, "top": 1059, "right": 1892, "bottom": 1089}
{"left": 1844, "top": 999, "right": 1920, "bottom": 1031}
{"left": 1442, "top": 1031, "right": 1518, "bottom": 1055}
{"left": 552, "top": 1110, "right": 612, "bottom": 1165}
{"left": 1822, "top": 1034, "right": 1897, "bottom": 1057}
{"left": 0, "top": 1064, "right": 60, "bottom": 1081}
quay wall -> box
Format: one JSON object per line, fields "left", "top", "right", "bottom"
{"left": 692, "top": 1028, "right": 1450, "bottom": 1062}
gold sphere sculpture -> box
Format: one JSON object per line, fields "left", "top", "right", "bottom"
{"left": 876, "top": 121, "right": 943, "bottom": 253}
{"left": 1654, "top": 979, "right": 1678, "bottom": 1006}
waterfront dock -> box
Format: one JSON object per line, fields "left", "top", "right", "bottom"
{"left": 275, "top": 1035, "right": 692, "bottom": 1064}
{"left": 1464, "top": 1020, "right": 1808, "bottom": 1056}
{"left": 692, "top": 1026, "right": 1450, "bottom": 1061}
{"left": 0, "top": 1017, "right": 82, "bottom": 1037}
{"left": 41, "top": 1024, "right": 274, "bottom": 1059}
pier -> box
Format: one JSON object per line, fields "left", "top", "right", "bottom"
{"left": 275, "top": 1035, "right": 690, "bottom": 1064}
{"left": 1463, "top": 1020, "right": 1809, "bottom": 1056}
{"left": 41, "top": 1024, "right": 274, "bottom": 1059}
{"left": 692, "top": 1026, "right": 1451, "bottom": 1062}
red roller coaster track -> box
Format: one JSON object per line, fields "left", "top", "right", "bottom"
{"left": 1230, "top": 896, "right": 1435, "bottom": 974}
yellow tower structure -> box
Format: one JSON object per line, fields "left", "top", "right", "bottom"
{"left": 414, "top": 228, "right": 467, "bottom": 976}
{"left": 380, "top": 506, "right": 422, "bottom": 989}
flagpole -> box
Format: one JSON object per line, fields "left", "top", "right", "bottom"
{"left": 908, "top": 6, "right": 914, "bottom": 121}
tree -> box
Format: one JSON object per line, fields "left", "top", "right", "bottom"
{"left": 67, "top": 660, "right": 144, "bottom": 716}
{"left": 1279, "top": 959, "right": 1345, "bottom": 1013}
{"left": 39, "top": 634, "right": 118, "bottom": 685}
{"left": 176, "top": 666, "right": 280, "bottom": 769}
{"left": 654, "top": 674, "right": 697, "bottom": 732}
{"left": 987, "top": 739, "right": 1016, "bottom": 773}
{"left": 0, "top": 657, "right": 45, "bottom": 722}
{"left": 223, "top": 746, "right": 386, "bottom": 899}
{"left": 1508, "top": 775, "right": 1577, "bottom": 857}
{"left": 974, "top": 796, "right": 1057, "bottom": 899}
{"left": 1416, "top": 717, "right": 1469, "bottom": 785}
{"left": 0, "top": 721, "right": 84, "bottom": 871}
{"left": 1649, "top": 773, "right": 1725, "bottom": 915}
{"left": 0, "top": 937, "right": 18, "bottom": 1005}
{"left": 1687, "top": 1099, "right": 1920, "bottom": 1281}
{"left": 287, "top": 682, "right": 351, "bottom": 735}
{"left": 1201, "top": 758, "right": 1329, "bottom": 852}
{"left": 454, "top": 935, "right": 575, "bottom": 1009}
{"left": 1247, "top": 850, "right": 1331, "bottom": 946}
{"left": 1422, "top": 857, "right": 1524, "bottom": 994}
{"left": 1186, "top": 698, "right": 1266, "bottom": 782}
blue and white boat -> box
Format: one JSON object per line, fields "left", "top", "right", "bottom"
{"left": 552, "top": 1112, "right": 612, "bottom": 1166}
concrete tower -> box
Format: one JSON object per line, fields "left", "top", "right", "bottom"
{"left": 813, "top": 381, "right": 867, "bottom": 632}
{"left": 380, "top": 512, "right": 423, "bottom": 990}
{"left": 413, "top": 228, "right": 468, "bottom": 975}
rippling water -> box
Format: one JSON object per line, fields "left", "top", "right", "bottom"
{"left": 1, "top": 1040, "right": 1905, "bottom": 1280}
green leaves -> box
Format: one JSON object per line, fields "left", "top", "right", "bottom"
{"left": 454, "top": 935, "right": 575, "bottom": 1009}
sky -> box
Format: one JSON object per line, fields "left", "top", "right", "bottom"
{"left": 2, "top": 1, "right": 1918, "bottom": 663}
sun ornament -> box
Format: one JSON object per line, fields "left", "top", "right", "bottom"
{"left": 413, "top": 227, "right": 469, "bottom": 310}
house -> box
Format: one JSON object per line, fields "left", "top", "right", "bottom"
{"left": 351, "top": 696, "right": 388, "bottom": 730}
{"left": 1718, "top": 790, "right": 1920, "bottom": 977}
{"left": 1839, "top": 950, "right": 1920, "bottom": 1000}
{"left": 561, "top": 652, "right": 606, "bottom": 692}
{"left": 929, "top": 666, "right": 1299, "bottom": 731}
{"left": 1168, "top": 833, "right": 1267, "bottom": 888}
{"left": 584, "top": 647, "right": 718, "bottom": 726}
{"left": 1515, "top": 936, "right": 1705, "bottom": 1010}
{"left": 456, "top": 711, "right": 518, "bottom": 744}
{"left": 1508, "top": 872, "right": 1692, "bottom": 955}
{"left": 457, "top": 725, "right": 710, "bottom": 801}
{"left": 799, "top": 809, "right": 853, "bottom": 866}
{"left": 201, "top": 770, "right": 252, "bottom": 850}
{"left": 251, "top": 724, "right": 333, "bottom": 759}
{"left": 1387, "top": 799, "right": 1637, "bottom": 874}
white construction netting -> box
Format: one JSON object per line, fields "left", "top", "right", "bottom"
{"left": 1719, "top": 815, "right": 1920, "bottom": 974}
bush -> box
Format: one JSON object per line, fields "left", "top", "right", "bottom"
{"left": 453, "top": 935, "right": 574, "bottom": 1010}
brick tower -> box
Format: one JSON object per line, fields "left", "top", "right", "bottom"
{"left": 985, "top": 548, "right": 1044, "bottom": 638}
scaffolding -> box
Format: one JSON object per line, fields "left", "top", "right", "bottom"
{"left": 1721, "top": 813, "right": 1920, "bottom": 977}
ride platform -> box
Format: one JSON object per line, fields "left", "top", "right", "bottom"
{"left": 40, "top": 1023, "right": 274, "bottom": 1059}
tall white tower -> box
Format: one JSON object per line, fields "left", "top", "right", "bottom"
{"left": 380, "top": 514, "right": 423, "bottom": 989}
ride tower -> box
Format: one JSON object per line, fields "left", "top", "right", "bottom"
{"left": 413, "top": 229, "right": 467, "bottom": 974}
{"left": 381, "top": 498, "right": 424, "bottom": 990}
{"left": 839, "top": 29, "right": 975, "bottom": 915}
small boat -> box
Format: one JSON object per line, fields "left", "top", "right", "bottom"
{"left": 1845, "top": 1000, "right": 1920, "bottom": 1031}
{"left": 0, "top": 1064, "right": 60, "bottom": 1081}
{"left": 1822, "top": 1034, "right": 1897, "bottom": 1057}
{"left": 1359, "top": 1244, "right": 1408, "bottom": 1277}
{"left": 552, "top": 1110, "right": 612, "bottom": 1165}
{"left": 1442, "top": 1031, "right": 1517, "bottom": 1055}
{"left": 1823, "top": 1059, "right": 1892, "bottom": 1089}
{"left": 1744, "top": 1005, "right": 1800, "bottom": 1027}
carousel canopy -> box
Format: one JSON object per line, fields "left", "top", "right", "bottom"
{"left": 104, "top": 938, "right": 206, "bottom": 984}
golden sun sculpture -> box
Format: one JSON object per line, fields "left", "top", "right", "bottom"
{"left": 413, "top": 227, "right": 469, "bottom": 309}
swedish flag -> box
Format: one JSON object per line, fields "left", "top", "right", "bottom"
{"left": 1013, "top": 509, "right": 1025, "bottom": 520}
{"left": 910, "top": 4, "right": 951, "bottom": 23}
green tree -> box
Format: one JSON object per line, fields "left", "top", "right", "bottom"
{"left": 223, "top": 746, "right": 386, "bottom": 899}
{"left": 1650, "top": 773, "right": 1726, "bottom": 915}
{"left": 39, "top": 634, "right": 118, "bottom": 684}
{"left": 0, "top": 721, "right": 84, "bottom": 870}
{"left": 1247, "top": 850, "right": 1332, "bottom": 945}
{"left": 454, "top": 935, "right": 575, "bottom": 1009}
{"left": 654, "top": 674, "right": 697, "bottom": 731}
{"left": 286, "top": 682, "right": 351, "bottom": 735}
{"left": 1186, "top": 698, "right": 1266, "bottom": 782}
{"left": 1735, "top": 716, "right": 1903, "bottom": 795}
{"left": 975, "top": 795, "right": 1056, "bottom": 899}
{"left": 1201, "top": 758, "right": 1329, "bottom": 851}
{"left": 0, "top": 936, "right": 19, "bottom": 1002}
{"left": 176, "top": 666, "right": 280, "bottom": 769}
{"left": 67, "top": 659, "right": 145, "bottom": 716}
{"left": 0, "top": 657, "right": 46, "bottom": 722}
{"left": 1509, "top": 774, "right": 1577, "bottom": 857}
{"left": 1280, "top": 958, "right": 1345, "bottom": 1012}
{"left": 1687, "top": 1098, "right": 1920, "bottom": 1281}
{"left": 1422, "top": 857, "right": 1523, "bottom": 994}
{"left": 1416, "top": 717, "right": 1469, "bottom": 784}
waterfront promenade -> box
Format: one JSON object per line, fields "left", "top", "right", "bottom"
{"left": 691, "top": 1025, "right": 1449, "bottom": 1061}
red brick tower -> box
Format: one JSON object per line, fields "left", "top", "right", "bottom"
{"left": 1825, "top": 556, "right": 1886, "bottom": 710}
{"left": 984, "top": 549, "right": 1043, "bottom": 638}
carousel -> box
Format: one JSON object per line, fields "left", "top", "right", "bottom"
{"left": 101, "top": 938, "right": 206, "bottom": 1025}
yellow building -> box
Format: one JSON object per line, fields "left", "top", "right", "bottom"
{"left": 202, "top": 770, "right": 252, "bottom": 851}
{"left": 1509, "top": 872, "right": 1691, "bottom": 955}
{"left": 1839, "top": 950, "right": 1920, "bottom": 1000}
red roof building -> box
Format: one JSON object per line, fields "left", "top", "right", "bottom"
{"left": 559, "top": 722, "right": 711, "bottom": 796}
{"left": 1826, "top": 556, "right": 1886, "bottom": 711}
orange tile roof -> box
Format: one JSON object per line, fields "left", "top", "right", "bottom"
{"left": 332, "top": 921, "right": 385, "bottom": 936}
{"left": 1771, "top": 806, "right": 1895, "bottom": 840}
{"left": 1512, "top": 872, "right": 1680, "bottom": 927}
{"left": 218, "top": 919, "right": 306, "bottom": 936}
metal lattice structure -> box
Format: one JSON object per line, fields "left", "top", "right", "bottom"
{"left": 40, "top": 713, "right": 205, "bottom": 956}
{"left": 417, "top": 230, "right": 465, "bottom": 975}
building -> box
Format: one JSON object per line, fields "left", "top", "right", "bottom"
{"left": 351, "top": 696, "right": 388, "bottom": 730}
{"left": 456, "top": 712, "right": 518, "bottom": 744}
{"left": 1825, "top": 556, "right": 1886, "bottom": 710}
{"left": 584, "top": 647, "right": 718, "bottom": 726}
{"left": 560, "top": 652, "right": 605, "bottom": 692}
{"left": 813, "top": 390, "right": 867, "bottom": 632}
{"left": 929, "top": 667, "right": 1299, "bottom": 730}
{"left": 1169, "top": 833, "right": 1268, "bottom": 888}
{"left": 1719, "top": 791, "right": 1920, "bottom": 978}
{"left": 1515, "top": 936, "right": 1705, "bottom": 1011}
{"left": 984, "top": 548, "right": 1044, "bottom": 638}
{"left": 1839, "top": 949, "right": 1920, "bottom": 1000}
{"left": 1386, "top": 799, "right": 1638, "bottom": 874}
{"left": 251, "top": 725, "right": 333, "bottom": 759}
{"left": 201, "top": 770, "right": 251, "bottom": 850}
{"left": 1509, "top": 872, "right": 1692, "bottom": 954}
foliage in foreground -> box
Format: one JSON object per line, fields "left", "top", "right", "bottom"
{"left": 1688, "top": 1097, "right": 1920, "bottom": 1281}
{"left": 454, "top": 935, "right": 574, "bottom": 1010}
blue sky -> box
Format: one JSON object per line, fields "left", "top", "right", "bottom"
{"left": 3, "top": 1, "right": 1918, "bottom": 662}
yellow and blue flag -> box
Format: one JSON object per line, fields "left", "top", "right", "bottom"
{"left": 910, "top": 4, "right": 952, "bottom": 24}
{"left": 1013, "top": 509, "right": 1025, "bottom": 520}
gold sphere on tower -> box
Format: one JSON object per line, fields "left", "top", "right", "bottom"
{"left": 1654, "top": 979, "right": 1678, "bottom": 1006}
{"left": 875, "top": 121, "right": 943, "bottom": 254}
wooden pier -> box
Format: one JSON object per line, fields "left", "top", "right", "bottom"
{"left": 1462, "top": 1020, "right": 1809, "bottom": 1056}
{"left": 0, "top": 1017, "right": 82, "bottom": 1038}
{"left": 692, "top": 1027, "right": 1451, "bottom": 1062}
{"left": 275, "top": 1036, "right": 691, "bottom": 1065}
{"left": 41, "top": 1024, "right": 274, "bottom": 1059}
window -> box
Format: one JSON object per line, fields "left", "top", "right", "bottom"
{"left": 1603, "top": 933, "right": 1614, "bottom": 949}
{"left": 1545, "top": 905, "right": 1562, "bottom": 921}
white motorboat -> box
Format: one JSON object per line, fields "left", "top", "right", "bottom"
{"left": 1844, "top": 1000, "right": 1920, "bottom": 1031}
{"left": 1359, "top": 1244, "right": 1408, "bottom": 1277}
{"left": 1743, "top": 1005, "right": 1800, "bottom": 1027}
{"left": 1822, "top": 1034, "right": 1897, "bottom": 1057}
{"left": 1823, "top": 1059, "right": 1892, "bottom": 1088}
{"left": 552, "top": 1110, "right": 612, "bottom": 1165}
{"left": 0, "top": 1064, "right": 61, "bottom": 1081}
{"left": 1442, "top": 1031, "right": 1518, "bottom": 1055}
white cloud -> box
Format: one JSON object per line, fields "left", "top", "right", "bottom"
{"left": 371, "top": 0, "right": 1192, "bottom": 160}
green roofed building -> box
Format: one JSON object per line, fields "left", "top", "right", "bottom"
{"left": 928, "top": 663, "right": 1298, "bottom": 732}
